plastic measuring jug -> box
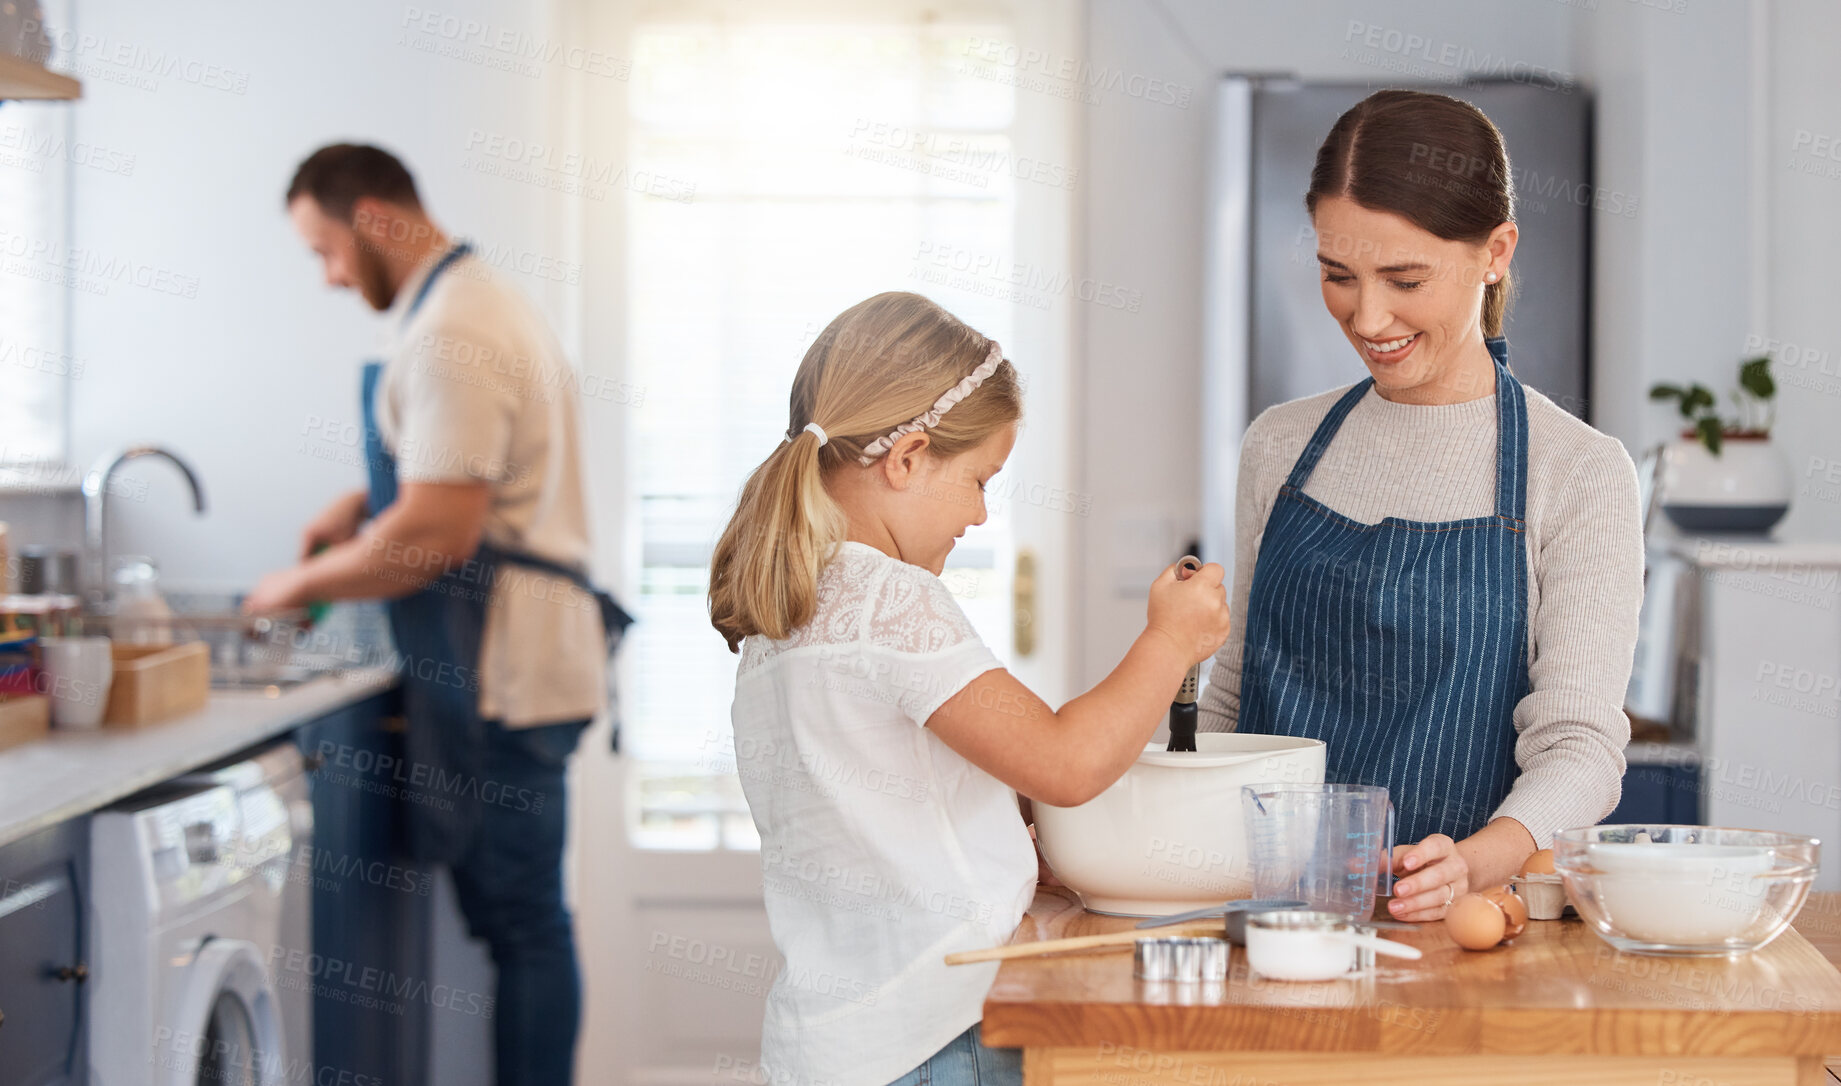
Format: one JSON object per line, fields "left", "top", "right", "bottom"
{"left": 1240, "top": 783, "right": 1395, "bottom": 921}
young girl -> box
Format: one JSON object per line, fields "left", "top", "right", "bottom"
{"left": 709, "top": 292, "right": 1232, "bottom": 1086}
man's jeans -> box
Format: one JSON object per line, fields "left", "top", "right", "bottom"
{"left": 449, "top": 717, "right": 589, "bottom": 1086}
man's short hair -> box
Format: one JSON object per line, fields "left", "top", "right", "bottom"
{"left": 286, "top": 143, "right": 421, "bottom": 221}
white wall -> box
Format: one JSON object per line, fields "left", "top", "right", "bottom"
{"left": 60, "top": 0, "right": 577, "bottom": 592}
{"left": 1570, "top": 0, "right": 1759, "bottom": 453}
{"left": 1764, "top": 0, "right": 1841, "bottom": 542}
{"left": 1075, "top": 0, "right": 1575, "bottom": 686}
{"left": 1568, "top": 0, "right": 1841, "bottom": 543}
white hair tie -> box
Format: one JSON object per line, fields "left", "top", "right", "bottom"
{"left": 858, "top": 341, "right": 1003, "bottom": 466}
{"left": 803, "top": 422, "right": 828, "bottom": 446}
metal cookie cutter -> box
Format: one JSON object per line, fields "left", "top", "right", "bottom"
{"left": 1133, "top": 936, "right": 1229, "bottom": 983}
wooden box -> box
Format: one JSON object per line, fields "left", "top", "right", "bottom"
{"left": 105, "top": 641, "right": 209, "bottom": 727}
{"left": 0, "top": 694, "right": 49, "bottom": 751}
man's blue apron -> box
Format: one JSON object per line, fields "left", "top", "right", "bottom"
{"left": 1237, "top": 338, "right": 1529, "bottom": 845}
{"left": 361, "top": 242, "right": 632, "bottom": 862}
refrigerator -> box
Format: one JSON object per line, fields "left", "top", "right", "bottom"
{"left": 1201, "top": 76, "right": 1593, "bottom": 567}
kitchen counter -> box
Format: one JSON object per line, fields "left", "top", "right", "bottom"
{"left": 983, "top": 886, "right": 1841, "bottom": 1085}
{"left": 0, "top": 668, "right": 397, "bottom": 848}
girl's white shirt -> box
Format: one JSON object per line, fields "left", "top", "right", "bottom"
{"left": 732, "top": 541, "right": 1036, "bottom": 1086}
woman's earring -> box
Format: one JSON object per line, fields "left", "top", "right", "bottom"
{"left": 1485, "top": 272, "right": 1498, "bottom": 283}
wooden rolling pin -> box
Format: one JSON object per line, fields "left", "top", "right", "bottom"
{"left": 945, "top": 922, "right": 1223, "bottom": 966}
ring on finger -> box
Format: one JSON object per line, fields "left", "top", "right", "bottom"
{"left": 1444, "top": 883, "right": 1456, "bottom": 907}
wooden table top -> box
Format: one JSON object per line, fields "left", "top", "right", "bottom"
{"left": 980, "top": 887, "right": 1841, "bottom": 1056}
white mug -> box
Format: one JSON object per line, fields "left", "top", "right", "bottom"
{"left": 40, "top": 637, "right": 114, "bottom": 729}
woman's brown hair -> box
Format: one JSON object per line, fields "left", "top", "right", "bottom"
{"left": 1306, "top": 89, "right": 1517, "bottom": 335}
{"left": 708, "top": 292, "right": 1022, "bottom": 651}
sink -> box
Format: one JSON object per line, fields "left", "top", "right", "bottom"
{"left": 211, "top": 664, "right": 322, "bottom": 693}
{"left": 83, "top": 593, "right": 394, "bottom": 690}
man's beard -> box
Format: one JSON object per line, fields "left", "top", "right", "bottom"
{"left": 355, "top": 243, "right": 396, "bottom": 311}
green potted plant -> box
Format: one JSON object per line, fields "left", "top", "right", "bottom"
{"left": 1647, "top": 356, "right": 1791, "bottom": 532}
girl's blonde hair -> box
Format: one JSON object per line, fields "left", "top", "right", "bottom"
{"left": 708, "top": 292, "right": 1022, "bottom": 651}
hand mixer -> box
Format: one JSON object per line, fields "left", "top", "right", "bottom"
{"left": 1165, "top": 554, "right": 1203, "bottom": 752}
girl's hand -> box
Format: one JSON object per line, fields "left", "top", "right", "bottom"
{"left": 1145, "top": 561, "right": 1232, "bottom": 665}
{"left": 1388, "top": 835, "right": 1471, "bottom": 922}
{"left": 1029, "top": 824, "right": 1062, "bottom": 887}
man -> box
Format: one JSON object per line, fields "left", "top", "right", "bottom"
{"left": 247, "top": 143, "right": 609, "bottom": 1086}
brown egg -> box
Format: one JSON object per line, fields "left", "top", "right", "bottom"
{"left": 1519, "top": 849, "right": 1556, "bottom": 876}
{"left": 1445, "top": 893, "right": 1507, "bottom": 950}
{"left": 1482, "top": 884, "right": 1529, "bottom": 939}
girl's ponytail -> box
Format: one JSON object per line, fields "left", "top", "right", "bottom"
{"left": 709, "top": 426, "right": 846, "bottom": 651}
{"left": 708, "top": 292, "right": 1022, "bottom": 652}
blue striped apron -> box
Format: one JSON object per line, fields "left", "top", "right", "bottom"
{"left": 361, "top": 243, "right": 630, "bottom": 860}
{"left": 1237, "top": 338, "right": 1529, "bottom": 845}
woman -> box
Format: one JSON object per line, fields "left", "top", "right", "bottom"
{"left": 1197, "top": 89, "right": 1644, "bottom": 923}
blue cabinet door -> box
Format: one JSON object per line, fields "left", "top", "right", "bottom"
{"left": 0, "top": 818, "right": 88, "bottom": 1086}
{"left": 295, "top": 689, "right": 431, "bottom": 1086}
{"left": 1607, "top": 761, "right": 1703, "bottom": 826}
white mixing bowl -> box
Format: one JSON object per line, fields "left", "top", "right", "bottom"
{"left": 1032, "top": 733, "right": 1326, "bottom": 916}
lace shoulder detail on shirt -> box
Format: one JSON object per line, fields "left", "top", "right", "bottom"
{"left": 736, "top": 546, "right": 877, "bottom": 676}
{"left": 867, "top": 562, "right": 983, "bottom": 655}
{"left": 735, "top": 546, "right": 985, "bottom": 674}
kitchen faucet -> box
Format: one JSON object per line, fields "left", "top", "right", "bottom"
{"left": 81, "top": 446, "right": 207, "bottom": 605}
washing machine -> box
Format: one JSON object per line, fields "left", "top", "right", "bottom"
{"left": 89, "top": 741, "right": 311, "bottom": 1086}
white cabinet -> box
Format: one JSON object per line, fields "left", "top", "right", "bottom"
{"left": 1688, "top": 541, "right": 1841, "bottom": 888}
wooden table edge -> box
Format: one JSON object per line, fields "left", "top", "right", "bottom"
{"left": 983, "top": 887, "right": 1841, "bottom": 1059}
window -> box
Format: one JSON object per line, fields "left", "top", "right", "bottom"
{"left": 0, "top": 95, "right": 73, "bottom": 472}
{"left": 622, "top": 16, "right": 1025, "bottom": 849}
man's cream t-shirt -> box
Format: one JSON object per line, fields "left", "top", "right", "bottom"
{"left": 374, "top": 246, "right": 606, "bottom": 728}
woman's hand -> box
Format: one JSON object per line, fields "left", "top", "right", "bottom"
{"left": 1387, "top": 834, "right": 1471, "bottom": 922}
